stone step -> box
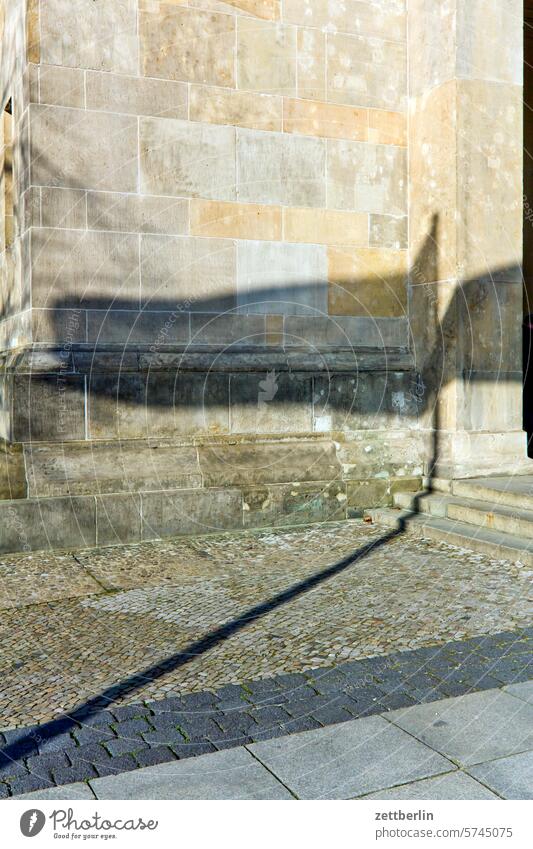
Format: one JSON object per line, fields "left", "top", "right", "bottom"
{"left": 367, "top": 508, "right": 533, "bottom": 565}
{"left": 452, "top": 475, "right": 533, "bottom": 511}
{"left": 393, "top": 489, "right": 533, "bottom": 539}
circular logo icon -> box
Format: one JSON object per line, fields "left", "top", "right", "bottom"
{"left": 20, "top": 809, "right": 46, "bottom": 837}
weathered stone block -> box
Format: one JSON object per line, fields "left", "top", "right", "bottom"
{"left": 190, "top": 313, "right": 266, "bottom": 346}
{"left": 230, "top": 372, "right": 312, "bottom": 433}
{"left": 141, "top": 235, "right": 236, "bottom": 313}
{"left": 87, "top": 193, "right": 189, "bottom": 236}
{"left": 30, "top": 104, "right": 138, "bottom": 192}
{"left": 199, "top": 440, "right": 341, "bottom": 486}
{"left": 368, "top": 109, "right": 407, "bottom": 146}
{"left": 140, "top": 4, "right": 235, "bottom": 86}
{"left": 96, "top": 493, "right": 142, "bottom": 546}
{"left": 31, "top": 228, "right": 140, "bottom": 309}
{"left": 369, "top": 214, "right": 407, "bottom": 250}
{"left": 141, "top": 488, "right": 243, "bottom": 540}
{"left": 346, "top": 479, "right": 391, "bottom": 511}
{"left": 237, "top": 19, "right": 296, "bottom": 95}
{"left": 327, "top": 139, "right": 407, "bottom": 214}
{"left": 328, "top": 247, "right": 408, "bottom": 318}
{"left": 283, "top": 207, "right": 368, "bottom": 247}
{"left": 237, "top": 240, "right": 327, "bottom": 315}
{"left": 283, "top": 0, "right": 406, "bottom": 42}
{"left": 284, "top": 315, "right": 408, "bottom": 349}
{"left": 0, "top": 446, "right": 26, "bottom": 500}
{"left": 140, "top": 117, "right": 236, "bottom": 200}
{"left": 243, "top": 480, "right": 346, "bottom": 528}
{"left": 313, "top": 372, "right": 419, "bottom": 432}
{"left": 88, "top": 372, "right": 229, "bottom": 439}
{"left": 0, "top": 496, "right": 96, "bottom": 554}
{"left": 40, "top": 187, "right": 87, "bottom": 230}
{"left": 24, "top": 442, "right": 202, "bottom": 497}
{"left": 283, "top": 98, "right": 367, "bottom": 141}
{"left": 87, "top": 310, "right": 190, "bottom": 346}
{"left": 86, "top": 71, "right": 188, "bottom": 119}
{"left": 190, "top": 85, "right": 281, "bottom": 132}
{"left": 327, "top": 33, "right": 406, "bottom": 110}
{"left": 39, "top": 0, "right": 139, "bottom": 73}
{"left": 296, "top": 27, "right": 326, "bottom": 101}
{"left": 237, "top": 128, "right": 325, "bottom": 207}
{"left": 32, "top": 308, "right": 87, "bottom": 345}
{"left": 13, "top": 374, "right": 86, "bottom": 442}
{"left": 190, "top": 199, "right": 281, "bottom": 241}
{"left": 457, "top": 0, "right": 522, "bottom": 85}
{"left": 36, "top": 65, "right": 85, "bottom": 108}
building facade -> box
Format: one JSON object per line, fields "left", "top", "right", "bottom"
{"left": 0, "top": 0, "right": 529, "bottom": 552}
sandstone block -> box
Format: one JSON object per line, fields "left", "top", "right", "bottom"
{"left": 140, "top": 4, "right": 235, "bottom": 86}
{"left": 190, "top": 85, "right": 282, "bottom": 131}
{"left": 237, "top": 128, "right": 325, "bottom": 206}
{"left": 190, "top": 199, "right": 281, "bottom": 240}
{"left": 237, "top": 240, "right": 327, "bottom": 315}
{"left": 30, "top": 105, "right": 138, "bottom": 192}
{"left": 86, "top": 71, "right": 188, "bottom": 119}
{"left": 140, "top": 117, "right": 236, "bottom": 200}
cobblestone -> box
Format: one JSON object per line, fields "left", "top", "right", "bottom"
{"left": 1, "top": 521, "right": 532, "bottom": 794}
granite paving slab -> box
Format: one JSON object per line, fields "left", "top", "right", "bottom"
{"left": 89, "top": 746, "right": 294, "bottom": 800}
{"left": 503, "top": 681, "right": 533, "bottom": 704}
{"left": 386, "top": 689, "right": 533, "bottom": 766}
{"left": 248, "top": 714, "right": 454, "bottom": 799}
{"left": 466, "top": 751, "right": 533, "bottom": 800}
{"left": 11, "top": 782, "right": 95, "bottom": 800}
{"left": 359, "top": 771, "right": 499, "bottom": 800}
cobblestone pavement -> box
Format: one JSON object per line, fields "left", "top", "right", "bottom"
{"left": 0, "top": 519, "right": 532, "bottom": 795}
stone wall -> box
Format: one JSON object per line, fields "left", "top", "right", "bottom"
{"left": 13, "top": 0, "right": 408, "bottom": 354}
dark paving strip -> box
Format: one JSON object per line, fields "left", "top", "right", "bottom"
{"left": 1, "top": 628, "right": 532, "bottom": 796}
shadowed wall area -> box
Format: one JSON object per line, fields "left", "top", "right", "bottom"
{"left": 0, "top": 0, "right": 530, "bottom": 553}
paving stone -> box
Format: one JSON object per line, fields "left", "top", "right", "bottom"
{"left": 247, "top": 706, "right": 291, "bottom": 726}
{"left": 378, "top": 692, "right": 417, "bottom": 712}
{"left": 467, "top": 750, "right": 533, "bottom": 799}
{"left": 11, "top": 782, "right": 94, "bottom": 800}
{"left": 112, "top": 704, "right": 152, "bottom": 722}
{"left": 89, "top": 747, "right": 293, "bottom": 800}
{"left": 170, "top": 742, "right": 216, "bottom": 759}
{"left": 73, "top": 727, "right": 115, "bottom": 746}
{"left": 112, "top": 718, "right": 151, "bottom": 737}
{"left": 180, "top": 692, "right": 217, "bottom": 711}
{"left": 67, "top": 743, "right": 111, "bottom": 765}
{"left": 214, "top": 712, "right": 258, "bottom": 735}
{"left": 213, "top": 684, "right": 248, "bottom": 709}
{"left": 250, "top": 715, "right": 454, "bottom": 799}
{"left": 312, "top": 703, "right": 354, "bottom": 726}
{"left": 179, "top": 717, "right": 223, "bottom": 741}
{"left": 105, "top": 737, "right": 148, "bottom": 757}
{"left": 38, "top": 733, "right": 77, "bottom": 753}
{"left": 142, "top": 730, "right": 186, "bottom": 747}
{"left": 26, "top": 752, "right": 70, "bottom": 775}
{"left": 0, "top": 758, "right": 27, "bottom": 779}
{"left": 72, "top": 710, "right": 115, "bottom": 728}
{"left": 283, "top": 695, "right": 330, "bottom": 718}
{"left": 2, "top": 523, "right": 530, "bottom": 729}
{"left": 279, "top": 716, "right": 321, "bottom": 735}
{"left": 135, "top": 746, "right": 177, "bottom": 768}
{"left": 212, "top": 735, "right": 254, "bottom": 751}
{"left": 9, "top": 773, "right": 54, "bottom": 795}
{"left": 504, "top": 681, "right": 533, "bottom": 704}
{"left": 53, "top": 763, "right": 98, "bottom": 785}
{"left": 361, "top": 771, "right": 497, "bottom": 800}
{"left": 388, "top": 690, "right": 533, "bottom": 766}
{"left": 95, "top": 754, "right": 139, "bottom": 777}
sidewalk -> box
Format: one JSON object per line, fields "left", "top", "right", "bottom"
{"left": 12, "top": 682, "right": 533, "bottom": 800}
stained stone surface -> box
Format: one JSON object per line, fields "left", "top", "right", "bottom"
{"left": 0, "top": 520, "right": 531, "bottom": 727}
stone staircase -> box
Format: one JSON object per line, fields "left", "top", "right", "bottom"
{"left": 367, "top": 475, "right": 533, "bottom": 565}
